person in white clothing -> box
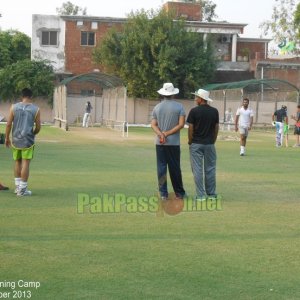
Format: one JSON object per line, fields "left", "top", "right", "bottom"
{"left": 82, "top": 101, "right": 93, "bottom": 128}
{"left": 235, "top": 98, "right": 254, "bottom": 156}
{"left": 272, "top": 105, "right": 288, "bottom": 147}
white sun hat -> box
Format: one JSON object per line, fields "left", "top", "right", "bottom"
{"left": 191, "top": 89, "right": 213, "bottom": 102}
{"left": 157, "top": 83, "right": 179, "bottom": 96}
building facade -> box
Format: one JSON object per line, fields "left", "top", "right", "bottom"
{"left": 31, "top": 1, "right": 299, "bottom": 89}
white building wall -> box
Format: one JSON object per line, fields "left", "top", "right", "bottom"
{"left": 31, "top": 14, "right": 65, "bottom": 73}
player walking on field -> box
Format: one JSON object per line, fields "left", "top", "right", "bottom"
{"left": 5, "top": 88, "right": 41, "bottom": 196}
{"left": 235, "top": 98, "right": 254, "bottom": 156}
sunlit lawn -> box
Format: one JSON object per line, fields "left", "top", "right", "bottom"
{"left": 0, "top": 125, "right": 299, "bottom": 299}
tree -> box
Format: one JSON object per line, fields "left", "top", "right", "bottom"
{"left": 93, "top": 9, "right": 216, "bottom": 98}
{"left": 181, "top": 0, "right": 217, "bottom": 21}
{"left": 259, "top": 0, "right": 299, "bottom": 53}
{"left": 56, "top": 1, "right": 87, "bottom": 16}
{"left": 0, "top": 59, "right": 55, "bottom": 101}
{"left": 199, "top": 0, "right": 218, "bottom": 22}
{"left": 295, "top": 2, "right": 300, "bottom": 40}
{"left": 0, "top": 31, "right": 54, "bottom": 103}
{"left": 0, "top": 30, "right": 30, "bottom": 69}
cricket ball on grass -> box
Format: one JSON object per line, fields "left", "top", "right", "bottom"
{"left": 162, "top": 193, "right": 184, "bottom": 216}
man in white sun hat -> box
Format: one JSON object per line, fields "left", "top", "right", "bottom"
{"left": 187, "top": 89, "right": 219, "bottom": 201}
{"left": 151, "top": 83, "right": 186, "bottom": 200}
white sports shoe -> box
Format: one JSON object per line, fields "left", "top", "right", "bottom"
{"left": 17, "top": 188, "right": 32, "bottom": 196}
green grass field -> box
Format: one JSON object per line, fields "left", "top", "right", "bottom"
{"left": 0, "top": 125, "right": 299, "bottom": 300}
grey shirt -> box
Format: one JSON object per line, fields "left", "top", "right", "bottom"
{"left": 12, "top": 102, "right": 39, "bottom": 149}
{"left": 152, "top": 99, "right": 185, "bottom": 145}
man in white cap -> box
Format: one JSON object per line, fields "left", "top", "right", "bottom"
{"left": 151, "top": 83, "right": 186, "bottom": 200}
{"left": 187, "top": 89, "right": 219, "bottom": 201}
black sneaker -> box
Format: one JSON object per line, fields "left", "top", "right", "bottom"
{"left": 0, "top": 184, "right": 9, "bottom": 191}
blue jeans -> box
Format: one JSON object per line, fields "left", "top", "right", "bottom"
{"left": 189, "top": 143, "right": 217, "bottom": 198}
{"left": 156, "top": 145, "right": 185, "bottom": 198}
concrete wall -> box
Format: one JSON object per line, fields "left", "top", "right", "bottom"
{"left": 1, "top": 96, "right": 297, "bottom": 126}
{"left": 0, "top": 99, "right": 53, "bottom": 123}
{"left": 127, "top": 98, "right": 158, "bottom": 124}
{"left": 31, "top": 15, "right": 66, "bottom": 73}
{"left": 127, "top": 95, "right": 298, "bottom": 125}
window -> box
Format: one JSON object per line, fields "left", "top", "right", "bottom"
{"left": 81, "top": 32, "right": 95, "bottom": 46}
{"left": 91, "top": 22, "right": 98, "bottom": 30}
{"left": 81, "top": 90, "right": 95, "bottom": 96}
{"left": 41, "top": 31, "right": 58, "bottom": 46}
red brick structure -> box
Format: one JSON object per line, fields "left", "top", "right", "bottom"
{"left": 64, "top": 17, "right": 124, "bottom": 74}
{"left": 31, "top": 1, "right": 299, "bottom": 90}
{"left": 256, "top": 57, "right": 300, "bottom": 89}
{"left": 163, "top": 1, "right": 202, "bottom": 21}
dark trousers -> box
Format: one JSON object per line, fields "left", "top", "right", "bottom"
{"left": 156, "top": 145, "right": 185, "bottom": 198}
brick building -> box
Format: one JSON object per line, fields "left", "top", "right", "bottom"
{"left": 31, "top": 0, "right": 299, "bottom": 90}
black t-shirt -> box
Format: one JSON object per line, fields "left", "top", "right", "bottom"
{"left": 187, "top": 105, "right": 219, "bottom": 144}
{"left": 274, "top": 108, "right": 287, "bottom": 122}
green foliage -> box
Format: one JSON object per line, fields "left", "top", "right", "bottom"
{"left": 200, "top": 0, "right": 218, "bottom": 22}
{"left": 259, "top": 0, "right": 299, "bottom": 53}
{"left": 0, "top": 59, "right": 55, "bottom": 101}
{"left": 93, "top": 9, "right": 216, "bottom": 99}
{"left": 56, "top": 1, "right": 87, "bottom": 15}
{"left": 0, "top": 30, "right": 30, "bottom": 69}
{"left": 295, "top": 3, "right": 300, "bottom": 40}
{"left": 0, "top": 30, "right": 54, "bottom": 103}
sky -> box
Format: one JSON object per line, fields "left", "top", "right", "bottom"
{"left": 0, "top": 0, "right": 277, "bottom": 38}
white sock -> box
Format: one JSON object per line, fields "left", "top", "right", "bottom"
{"left": 15, "top": 177, "right": 21, "bottom": 189}
{"left": 19, "top": 181, "right": 28, "bottom": 190}
{"left": 240, "top": 146, "right": 245, "bottom": 152}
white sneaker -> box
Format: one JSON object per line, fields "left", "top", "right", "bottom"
{"left": 17, "top": 188, "right": 32, "bottom": 196}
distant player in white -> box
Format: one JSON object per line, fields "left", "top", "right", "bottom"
{"left": 235, "top": 98, "right": 254, "bottom": 156}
